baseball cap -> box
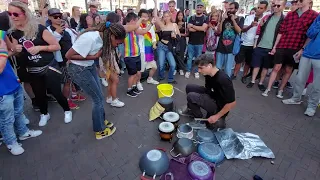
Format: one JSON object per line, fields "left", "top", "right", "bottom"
{"left": 223, "top": 0, "right": 235, "bottom": 3}
{"left": 48, "top": 8, "right": 62, "bottom": 16}
{"left": 196, "top": 1, "right": 205, "bottom": 6}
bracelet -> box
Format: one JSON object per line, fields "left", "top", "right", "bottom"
{"left": 0, "top": 51, "right": 9, "bottom": 58}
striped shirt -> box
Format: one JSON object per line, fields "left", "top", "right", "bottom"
{"left": 124, "top": 31, "right": 140, "bottom": 57}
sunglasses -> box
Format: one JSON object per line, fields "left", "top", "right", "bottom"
{"left": 52, "top": 15, "right": 62, "bottom": 19}
{"left": 7, "top": 11, "right": 24, "bottom": 17}
{"left": 273, "top": 4, "right": 282, "bottom": 8}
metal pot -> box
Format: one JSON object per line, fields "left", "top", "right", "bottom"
{"left": 177, "top": 124, "right": 193, "bottom": 139}
{"left": 158, "top": 122, "right": 175, "bottom": 142}
{"left": 163, "top": 112, "right": 180, "bottom": 129}
{"left": 187, "top": 160, "right": 214, "bottom": 180}
{"left": 158, "top": 97, "right": 174, "bottom": 113}
{"left": 196, "top": 129, "right": 219, "bottom": 144}
{"left": 139, "top": 148, "right": 170, "bottom": 179}
{"left": 198, "top": 142, "right": 225, "bottom": 164}
{"left": 170, "top": 138, "right": 197, "bottom": 157}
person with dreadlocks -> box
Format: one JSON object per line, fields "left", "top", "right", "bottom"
{"left": 65, "top": 22, "right": 126, "bottom": 140}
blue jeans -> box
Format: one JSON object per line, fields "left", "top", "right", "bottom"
{"left": 157, "top": 42, "right": 176, "bottom": 82}
{"left": 216, "top": 52, "right": 235, "bottom": 77}
{"left": 187, "top": 44, "right": 203, "bottom": 72}
{"left": 0, "top": 86, "right": 28, "bottom": 145}
{"left": 118, "top": 44, "right": 126, "bottom": 70}
{"left": 68, "top": 64, "right": 106, "bottom": 132}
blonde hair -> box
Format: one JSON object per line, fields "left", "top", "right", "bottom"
{"left": 72, "top": 6, "right": 80, "bottom": 18}
{"left": 8, "top": 1, "right": 39, "bottom": 40}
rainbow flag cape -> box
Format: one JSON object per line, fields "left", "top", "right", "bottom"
{"left": 140, "top": 23, "right": 154, "bottom": 62}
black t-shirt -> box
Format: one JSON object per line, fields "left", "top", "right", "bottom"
{"left": 48, "top": 26, "right": 72, "bottom": 63}
{"left": 0, "top": 11, "right": 10, "bottom": 31}
{"left": 70, "top": 18, "right": 78, "bottom": 30}
{"left": 188, "top": 15, "right": 208, "bottom": 45}
{"left": 205, "top": 70, "right": 235, "bottom": 114}
{"left": 216, "top": 17, "right": 244, "bottom": 54}
{"left": 11, "top": 24, "right": 54, "bottom": 68}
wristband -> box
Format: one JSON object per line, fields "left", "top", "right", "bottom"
{"left": 0, "top": 51, "right": 8, "bottom": 58}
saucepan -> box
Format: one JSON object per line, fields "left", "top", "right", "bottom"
{"left": 139, "top": 148, "right": 170, "bottom": 180}
{"left": 158, "top": 122, "right": 175, "bottom": 142}
{"left": 188, "top": 160, "right": 214, "bottom": 180}
{"left": 170, "top": 138, "right": 197, "bottom": 158}
{"left": 198, "top": 142, "right": 225, "bottom": 164}
{"left": 158, "top": 97, "right": 174, "bottom": 113}
{"left": 176, "top": 124, "right": 193, "bottom": 139}
{"left": 195, "top": 129, "right": 219, "bottom": 144}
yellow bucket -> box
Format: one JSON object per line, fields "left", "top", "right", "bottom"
{"left": 157, "top": 84, "right": 174, "bottom": 98}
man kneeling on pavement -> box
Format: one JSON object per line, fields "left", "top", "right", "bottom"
{"left": 179, "top": 54, "right": 236, "bottom": 130}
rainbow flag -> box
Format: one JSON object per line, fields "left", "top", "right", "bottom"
{"left": 124, "top": 31, "right": 140, "bottom": 58}
{"left": 140, "top": 23, "right": 154, "bottom": 62}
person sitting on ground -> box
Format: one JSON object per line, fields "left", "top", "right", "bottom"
{"left": 179, "top": 54, "right": 236, "bottom": 129}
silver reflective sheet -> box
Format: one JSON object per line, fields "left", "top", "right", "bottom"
{"left": 214, "top": 128, "right": 275, "bottom": 160}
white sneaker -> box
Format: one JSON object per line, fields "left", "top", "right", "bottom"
{"left": 64, "top": 111, "right": 72, "bottom": 124}
{"left": 39, "top": 114, "right": 50, "bottom": 127}
{"left": 120, "top": 70, "right": 125, "bottom": 74}
{"left": 302, "top": 88, "right": 307, "bottom": 96}
{"left": 7, "top": 142, "right": 24, "bottom": 156}
{"left": 276, "top": 90, "right": 284, "bottom": 99}
{"left": 19, "top": 130, "right": 43, "bottom": 141}
{"left": 262, "top": 89, "right": 270, "bottom": 97}
{"left": 179, "top": 70, "right": 184, "bottom": 76}
{"left": 111, "top": 98, "right": 125, "bottom": 108}
{"left": 101, "top": 78, "right": 108, "bottom": 87}
{"left": 282, "top": 98, "right": 302, "bottom": 105}
{"left": 185, "top": 72, "right": 190, "bottom": 79}
{"left": 106, "top": 97, "right": 112, "bottom": 104}
{"left": 173, "top": 70, "right": 177, "bottom": 75}
{"left": 304, "top": 108, "right": 316, "bottom": 117}
{"left": 137, "top": 83, "right": 143, "bottom": 91}
{"left": 147, "top": 78, "right": 159, "bottom": 85}
{"left": 195, "top": 72, "right": 200, "bottom": 79}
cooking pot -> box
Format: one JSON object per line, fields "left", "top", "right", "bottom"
{"left": 158, "top": 97, "right": 174, "bottom": 113}
{"left": 187, "top": 160, "right": 214, "bottom": 180}
{"left": 170, "top": 138, "right": 197, "bottom": 157}
{"left": 139, "top": 148, "right": 170, "bottom": 179}
{"left": 177, "top": 124, "right": 193, "bottom": 139}
{"left": 198, "top": 143, "right": 225, "bottom": 164}
{"left": 196, "top": 129, "right": 219, "bottom": 144}
{"left": 158, "top": 122, "right": 175, "bottom": 142}
{"left": 163, "top": 112, "right": 180, "bottom": 129}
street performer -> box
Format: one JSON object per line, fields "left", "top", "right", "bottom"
{"left": 179, "top": 54, "right": 236, "bottom": 130}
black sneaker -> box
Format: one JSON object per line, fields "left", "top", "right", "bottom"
{"left": 231, "top": 75, "right": 237, "bottom": 80}
{"left": 246, "top": 82, "right": 255, "bottom": 88}
{"left": 47, "top": 96, "right": 57, "bottom": 102}
{"left": 272, "top": 81, "right": 279, "bottom": 89}
{"left": 126, "top": 89, "right": 138, "bottom": 97}
{"left": 258, "top": 84, "right": 266, "bottom": 91}
{"left": 241, "top": 77, "right": 247, "bottom": 84}
{"left": 132, "top": 86, "right": 141, "bottom": 94}
{"left": 168, "top": 80, "right": 177, "bottom": 84}
{"left": 286, "top": 82, "right": 293, "bottom": 89}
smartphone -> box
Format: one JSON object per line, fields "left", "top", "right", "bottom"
{"left": 0, "top": 30, "right": 6, "bottom": 40}
{"left": 61, "top": 20, "right": 66, "bottom": 27}
{"left": 211, "top": 20, "right": 218, "bottom": 26}
{"left": 254, "top": 16, "right": 259, "bottom": 22}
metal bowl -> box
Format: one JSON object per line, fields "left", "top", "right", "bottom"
{"left": 139, "top": 149, "right": 170, "bottom": 178}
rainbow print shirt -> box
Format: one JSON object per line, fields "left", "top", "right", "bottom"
{"left": 124, "top": 31, "right": 140, "bottom": 58}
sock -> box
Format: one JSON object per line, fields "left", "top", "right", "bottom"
{"left": 251, "top": 81, "right": 255, "bottom": 83}
{"left": 258, "top": 82, "right": 263, "bottom": 85}
{"left": 128, "top": 88, "right": 132, "bottom": 91}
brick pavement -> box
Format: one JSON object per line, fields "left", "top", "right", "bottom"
{"left": 0, "top": 73, "right": 319, "bottom": 180}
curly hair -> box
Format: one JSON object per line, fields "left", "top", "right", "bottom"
{"left": 78, "top": 13, "right": 90, "bottom": 31}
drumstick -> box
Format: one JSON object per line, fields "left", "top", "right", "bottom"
{"left": 194, "top": 118, "right": 208, "bottom": 121}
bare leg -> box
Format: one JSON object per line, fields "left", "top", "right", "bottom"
{"left": 279, "top": 66, "right": 294, "bottom": 91}
{"left": 267, "top": 64, "right": 283, "bottom": 90}
{"left": 259, "top": 68, "right": 268, "bottom": 84}
{"left": 148, "top": 68, "right": 156, "bottom": 79}
{"left": 251, "top": 67, "right": 261, "bottom": 83}
{"left": 233, "top": 63, "right": 242, "bottom": 77}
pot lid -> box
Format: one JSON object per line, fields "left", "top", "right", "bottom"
{"left": 188, "top": 160, "right": 212, "bottom": 177}
{"left": 198, "top": 143, "right": 223, "bottom": 157}
{"left": 159, "top": 122, "right": 175, "bottom": 133}
{"left": 163, "top": 112, "right": 180, "bottom": 122}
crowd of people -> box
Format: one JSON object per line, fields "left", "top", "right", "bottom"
{"left": 0, "top": 0, "right": 319, "bottom": 156}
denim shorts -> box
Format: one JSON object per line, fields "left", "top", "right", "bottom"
{"left": 124, "top": 56, "right": 141, "bottom": 75}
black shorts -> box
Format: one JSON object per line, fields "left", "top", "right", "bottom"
{"left": 124, "top": 56, "right": 141, "bottom": 75}
{"left": 235, "top": 45, "right": 253, "bottom": 64}
{"left": 251, "top": 47, "right": 273, "bottom": 69}
{"left": 274, "top": 48, "right": 299, "bottom": 69}
{"left": 16, "top": 67, "right": 32, "bottom": 83}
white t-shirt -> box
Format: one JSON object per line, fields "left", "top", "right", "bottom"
{"left": 241, "top": 14, "right": 259, "bottom": 46}
{"left": 71, "top": 31, "right": 103, "bottom": 67}
{"left": 138, "top": 25, "right": 157, "bottom": 53}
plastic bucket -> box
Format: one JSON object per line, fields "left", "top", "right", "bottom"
{"left": 157, "top": 84, "right": 174, "bottom": 98}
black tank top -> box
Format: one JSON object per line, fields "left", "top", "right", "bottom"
{"left": 161, "top": 31, "right": 172, "bottom": 41}
{"left": 11, "top": 24, "right": 54, "bottom": 68}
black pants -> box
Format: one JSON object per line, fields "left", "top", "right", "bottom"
{"left": 186, "top": 84, "right": 218, "bottom": 118}
{"left": 175, "top": 37, "right": 186, "bottom": 71}
{"left": 30, "top": 69, "right": 70, "bottom": 114}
